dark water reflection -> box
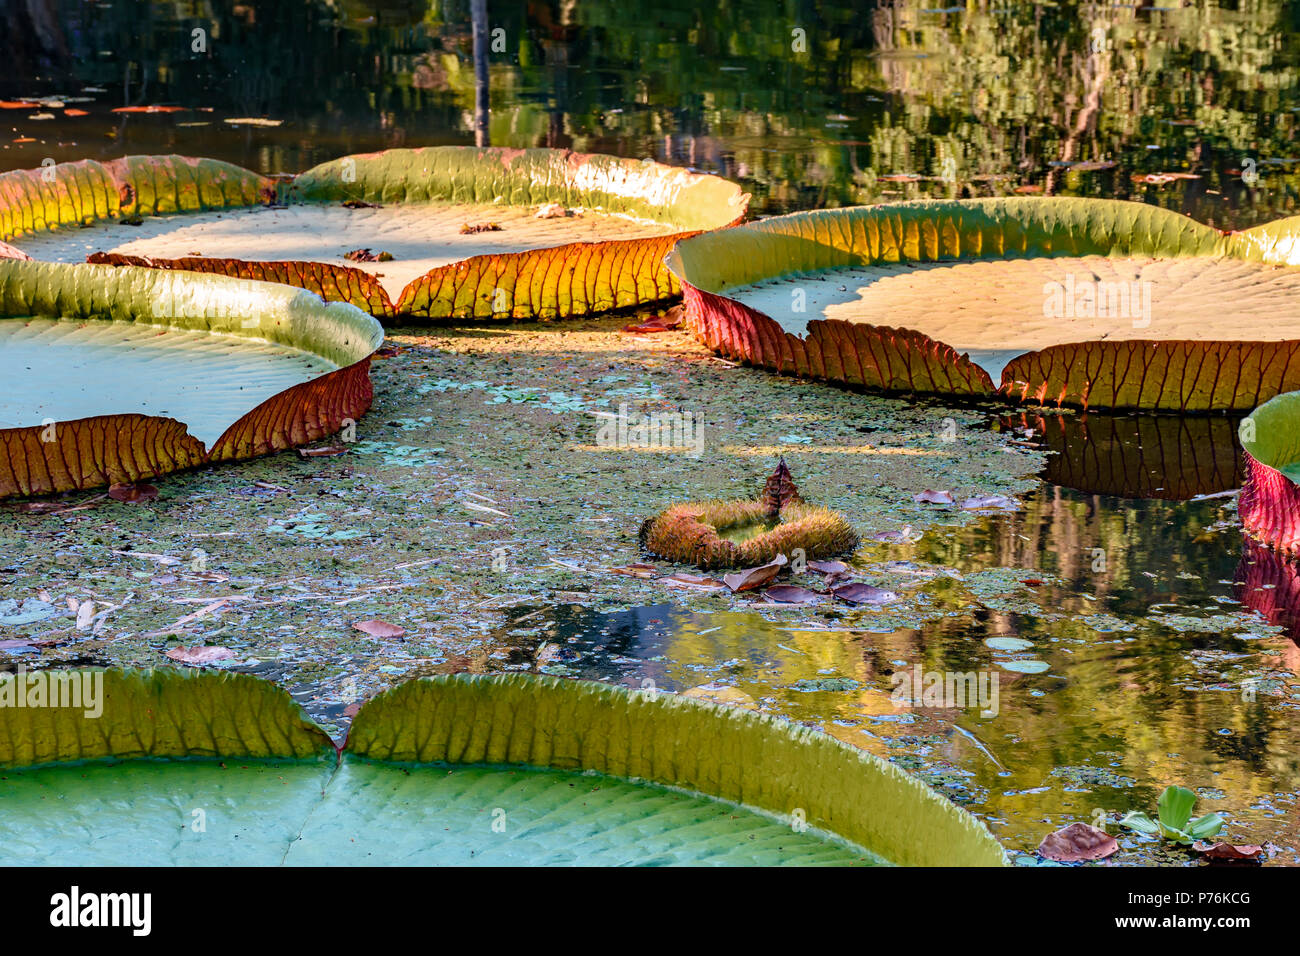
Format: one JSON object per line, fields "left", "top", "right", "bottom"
{"left": 1001, "top": 411, "right": 1245, "bottom": 501}
{"left": 489, "top": 473, "right": 1300, "bottom": 862}
{"left": 5, "top": 0, "right": 1300, "bottom": 224}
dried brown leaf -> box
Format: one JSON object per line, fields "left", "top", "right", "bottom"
{"left": 723, "top": 554, "right": 787, "bottom": 593}
{"left": 1038, "top": 823, "right": 1119, "bottom": 862}
{"left": 1192, "top": 842, "right": 1264, "bottom": 862}
{"left": 762, "top": 457, "right": 802, "bottom": 518}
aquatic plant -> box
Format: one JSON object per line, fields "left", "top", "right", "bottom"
{"left": 666, "top": 198, "right": 1300, "bottom": 412}
{"left": 1239, "top": 390, "right": 1300, "bottom": 552}
{"left": 641, "top": 460, "right": 859, "bottom": 569}
{"left": 1119, "top": 785, "right": 1225, "bottom": 845}
{"left": 0, "top": 669, "right": 1005, "bottom": 867}
{"left": 0, "top": 259, "right": 383, "bottom": 497}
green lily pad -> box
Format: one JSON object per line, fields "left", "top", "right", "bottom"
{"left": 0, "top": 259, "right": 383, "bottom": 498}
{"left": 0, "top": 669, "right": 1007, "bottom": 867}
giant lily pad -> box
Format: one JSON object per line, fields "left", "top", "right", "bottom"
{"left": 0, "top": 669, "right": 1006, "bottom": 867}
{"left": 0, "top": 259, "right": 383, "bottom": 498}
{"left": 665, "top": 198, "right": 1300, "bottom": 412}
{"left": 11, "top": 148, "right": 749, "bottom": 322}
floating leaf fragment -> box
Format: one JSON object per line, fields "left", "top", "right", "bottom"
{"left": 609, "top": 563, "right": 658, "bottom": 579}
{"left": 914, "top": 489, "right": 954, "bottom": 504}
{"left": 762, "top": 584, "right": 824, "bottom": 605}
{"left": 961, "top": 494, "right": 1019, "bottom": 511}
{"left": 223, "top": 117, "right": 283, "bottom": 127}
{"left": 723, "top": 554, "right": 788, "bottom": 593}
{"left": 985, "top": 637, "right": 1034, "bottom": 652}
{"left": 111, "top": 105, "right": 187, "bottom": 114}
{"left": 807, "top": 560, "right": 850, "bottom": 575}
{"left": 660, "top": 572, "right": 727, "bottom": 591}
{"left": 998, "top": 659, "right": 1049, "bottom": 674}
{"left": 165, "top": 646, "right": 236, "bottom": 664}
{"left": 351, "top": 620, "right": 406, "bottom": 639}
{"left": 1192, "top": 842, "right": 1263, "bottom": 863}
{"left": 831, "top": 582, "right": 898, "bottom": 605}
{"left": 108, "top": 483, "right": 158, "bottom": 502}
{"left": 1038, "top": 823, "right": 1119, "bottom": 862}
{"left": 297, "top": 446, "right": 349, "bottom": 458}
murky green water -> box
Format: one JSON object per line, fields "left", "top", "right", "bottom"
{"left": 483, "top": 417, "right": 1300, "bottom": 865}
{"left": 6, "top": 0, "right": 1300, "bottom": 225}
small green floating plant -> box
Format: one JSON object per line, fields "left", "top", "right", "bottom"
{"left": 1119, "top": 785, "right": 1225, "bottom": 846}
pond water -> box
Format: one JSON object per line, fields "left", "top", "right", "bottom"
{"left": 4, "top": 0, "right": 1300, "bottom": 226}
{"left": 481, "top": 414, "right": 1300, "bottom": 864}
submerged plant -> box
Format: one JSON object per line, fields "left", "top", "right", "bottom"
{"left": 1118, "top": 785, "right": 1225, "bottom": 846}
{"left": 641, "top": 459, "right": 859, "bottom": 569}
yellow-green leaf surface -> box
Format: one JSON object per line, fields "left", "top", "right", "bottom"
{"left": 348, "top": 674, "right": 1006, "bottom": 867}
{"left": 0, "top": 669, "right": 334, "bottom": 767}
{"left": 291, "top": 147, "right": 747, "bottom": 233}
{"left": 0, "top": 259, "right": 383, "bottom": 497}
{"left": 0, "top": 670, "right": 1005, "bottom": 867}
{"left": 0, "top": 155, "right": 270, "bottom": 242}
{"left": 667, "top": 198, "right": 1300, "bottom": 411}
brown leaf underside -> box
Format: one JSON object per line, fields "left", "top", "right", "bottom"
{"left": 86, "top": 253, "right": 395, "bottom": 318}
{"left": 85, "top": 235, "right": 696, "bottom": 324}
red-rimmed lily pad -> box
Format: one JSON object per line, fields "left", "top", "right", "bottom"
{"left": 12, "top": 149, "right": 748, "bottom": 324}
{"left": 0, "top": 669, "right": 1006, "bottom": 867}
{"left": 0, "top": 259, "right": 383, "bottom": 498}
{"left": 665, "top": 198, "right": 1300, "bottom": 412}
{"left": 1239, "top": 391, "right": 1300, "bottom": 552}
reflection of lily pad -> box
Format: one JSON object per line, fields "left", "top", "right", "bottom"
{"left": 0, "top": 670, "right": 1006, "bottom": 867}
{"left": 667, "top": 199, "right": 1300, "bottom": 411}
{"left": 998, "top": 659, "right": 1050, "bottom": 674}
{"left": 985, "top": 637, "right": 1034, "bottom": 652}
